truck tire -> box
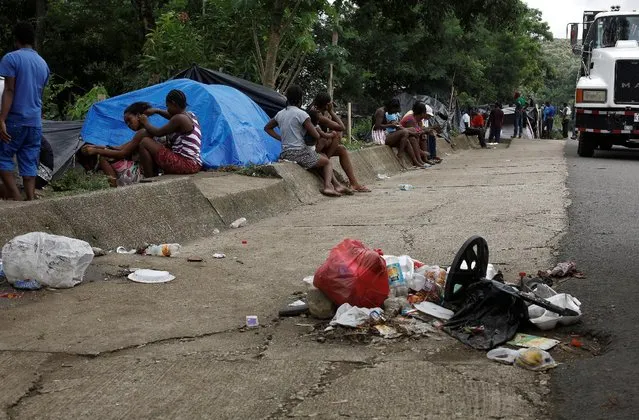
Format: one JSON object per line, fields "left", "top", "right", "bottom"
{"left": 578, "top": 133, "right": 595, "bottom": 157}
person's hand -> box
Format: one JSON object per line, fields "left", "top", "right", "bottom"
{"left": 0, "top": 121, "right": 11, "bottom": 143}
{"left": 327, "top": 102, "right": 334, "bottom": 113}
{"left": 138, "top": 114, "right": 148, "bottom": 126}
{"left": 143, "top": 108, "right": 155, "bottom": 116}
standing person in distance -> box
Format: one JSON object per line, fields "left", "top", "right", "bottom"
{"left": 487, "top": 103, "right": 504, "bottom": 144}
{"left": 561, "top": 102, "right": 572, "bottom": 139}
{"left": 0, "top": 22, "right": 50, "bottom": 200}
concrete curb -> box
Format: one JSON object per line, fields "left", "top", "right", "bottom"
{"left": 0, "top": 141, "right": 473, "bottom": 248}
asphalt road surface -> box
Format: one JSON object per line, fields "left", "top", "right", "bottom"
{"left": 553, "top": 141, "right": 639, "bottom": 419}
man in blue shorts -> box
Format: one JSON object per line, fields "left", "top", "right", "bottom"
{"left": 0, "top": 22, "right": 50, "bottom": 200}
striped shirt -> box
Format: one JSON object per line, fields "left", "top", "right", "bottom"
{"left": 168, "top": 111, "right": 202, "bottom": 165}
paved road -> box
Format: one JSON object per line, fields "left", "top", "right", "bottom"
{"left": 553, "top": 141, "right": 639, "bottom": 419}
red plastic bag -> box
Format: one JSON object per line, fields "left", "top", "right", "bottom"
{"left": 313, "top": 239, "right": 390, "bottom": 308}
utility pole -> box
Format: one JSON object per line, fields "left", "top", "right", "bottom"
{"left": 327, "top": 1, "right": 341, "bottom": 99}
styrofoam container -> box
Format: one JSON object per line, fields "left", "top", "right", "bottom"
{"left": 528, "top": 293, "right": 582, "bottom": 330}
{"left": 128, "top": 269, "right": 175, "bottom": 284}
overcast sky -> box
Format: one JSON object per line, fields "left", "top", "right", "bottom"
{"left": 524, "top": 0, "right": 635, "bottom": 38}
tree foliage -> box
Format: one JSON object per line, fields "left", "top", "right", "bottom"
{"left": 0, "top": 0, "right": 572, "bottom": 119}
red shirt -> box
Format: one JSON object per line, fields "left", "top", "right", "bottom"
{"left": 400, "top": 114, "right": 421, "bottom": 132}
{"left": 471, "top": 114, "right": 484, "bottom": 128}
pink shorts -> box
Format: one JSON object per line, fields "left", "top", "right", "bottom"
{"left": 156, "top": 147, "right": 201, "bottom": 174}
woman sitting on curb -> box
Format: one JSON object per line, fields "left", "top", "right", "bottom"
{"left": 310, "top": 92, "right": 370, "bottom": 192}
{"left": 137, "top": 89, "right": 203, "bottom": 177}
{"left": 372, "top": 98, "right": 422, "bottom": 168}
{"left": 264, "top": 85, "right": 350, "bottom": 197}
{"left": 80, "top": 101, "right": 150, "bottom": 187}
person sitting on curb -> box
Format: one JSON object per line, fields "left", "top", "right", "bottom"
{"left": 136, "top": 89, "right": 203, "bottom": 177}
{"left": 264, "top": 85, "right": 350, "bottom": 197}
{"left": 400, "top": 102, "right": 436, "bottom": 167}
{"left": 372, "top": 98, "right": 422, "bottom": 168}
{"left": 80, "top": 101, "right": 151, "bottom": 187}
{"left": 311, "top": 92, "right": 370, "bottom": 192}
{"left": 465, "top": 110, "right": 487, "bottom": 148}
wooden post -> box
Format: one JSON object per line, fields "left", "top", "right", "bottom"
{"left": 347, "top": 102, "right": 352, "bottom": 143}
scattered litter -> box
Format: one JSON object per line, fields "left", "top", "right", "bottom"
{"left": 13, "top": 279, "right": 42, "bottom": 291}
{"left": 242, "top": 240, "right": 248, "bottom": 245}
{"left": 376, "top": 174, "right": 390, "bottom": 180}
{"left": 187, "top": 256, "right": 203, "bottom": 262}
{"left": 212, "top": 253, "right": 226, "bottom": 259}
{"left": 230, "top": 217, "right": 247, "bottom": 229}
{"left": 330, "top": 303, "right": 382, "bottom": 328}
{"left": 0, "top": 292, "right": 22, "bottom": 299}
{"left": 528, "top": 293, "right": 582, "bottom": 330}
{"left": 374, "top": 325, "right": 402, "bottom": 339}
{"left": 116, "top": 246, "right": 137, "bottom": 254}
{"left": 145, "top": 243, "right": 181, "bottom": 257}
{"left": 127, "top": 269, "right": 175, "bottom": 284}
{"left": 507, "top": 333, "right": 560, "bottom": 351}
{"left": 2, "top": 232, "right": 94, "bottom": 289}
{"left": 488, "top": 347, "right": 558, "bottom": 371}
{"left": 213, "top": 229, "right": 221, "bottom": 234}
{"left": 279, "top": 299, "right": 309, "bottom": 317}
{"left": 570, "top": 336, "right": 583, "bottom": 348}
{"left": 289, "top": 300, "right": 307, "bottom": 307}
{"left": 538, "top": 261, "right": 585, "bottom": 280}
{"left": 92, "top": 247, "right": 107, "bottom": 257}
{"left": 514, "top": 348, "right": 558, "bottom": 371}
{"left": 302, "top": 276, "right": 314, "bottom": 286}
{"left": 414, "top": 302, "right": 454, "bottom": 320}
{"left": 246, "top": 315, "right": 259, "bottom": 328}
{"left": 487, "top": 347, "right": 519, "bottom": 365}
{"left": 398, "top": 184, "right": 414, "bottom": 191}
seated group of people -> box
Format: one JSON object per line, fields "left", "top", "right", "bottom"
{"left": 264, "top": 86, "right": 371, "bottom": 197}
{"left": 371, "top": 99, "right": 443, "bottom": 168}
{"left": 79, "top": 89, "right": 203, "bottom": 187}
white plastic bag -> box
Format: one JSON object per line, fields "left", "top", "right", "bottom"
{"left": 329, "top": 303, "right": 381, "bottom": 328}
{"left": 2, "top": 232, "right": 94, "bottom": 289}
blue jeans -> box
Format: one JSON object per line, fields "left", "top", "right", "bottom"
{"left": 0, "top": 123, "right": 42, "bottom": 176}
{"left": 427, "top": 135, "right": 437, "bottom": 159}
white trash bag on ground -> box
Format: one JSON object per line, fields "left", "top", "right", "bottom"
{"left": 2, "top": 232, "right": 94, "bottom": 289}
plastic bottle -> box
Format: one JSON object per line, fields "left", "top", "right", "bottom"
{"left": 385, "top": 255, "right": 408, "bottom": 297}
{"left": 145, "top": 243, "right": 181, "bottom": 257}
{"left": 230, "top": 217, "right": 247, "bottom": 228}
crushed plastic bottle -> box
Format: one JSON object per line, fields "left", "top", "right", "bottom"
{"left": 144, "top": 243, "right": 181, "bottom": 257}
{"left": 398, "top": 184, "right": 414, "bottom": 191}
{"left": 385, "top": 255, "right": 408, "bottom": 297}
{"left": 230, "top": 217, "right": 247, "bottom": 228}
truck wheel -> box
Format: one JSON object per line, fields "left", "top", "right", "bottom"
{"left": 578, "top": 134, "right": 595, "bottom": 157}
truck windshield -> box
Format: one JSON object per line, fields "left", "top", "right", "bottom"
{"left": 593, "top": 15, "right": 639, "bottom": 47}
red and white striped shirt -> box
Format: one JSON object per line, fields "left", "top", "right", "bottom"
{"left": 168, "top": 111, "right": 202, "bottom": 165}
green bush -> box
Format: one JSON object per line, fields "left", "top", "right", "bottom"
{"left": 66, "top": 85, "right": 109, "bottom": 120}
{"left": 50, "top": 169, "right": 111, "bottom": 194}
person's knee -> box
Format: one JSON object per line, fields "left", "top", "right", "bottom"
{"left": 140, "top": 137, "right": 154, "bottom": 149}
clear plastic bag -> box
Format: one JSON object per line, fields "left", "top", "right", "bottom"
{"left": 2, "top": 232, "right": 94, "bottom": 289}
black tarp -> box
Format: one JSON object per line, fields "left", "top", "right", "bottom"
{"left": 396, "top": 93, "right": 453, "bottom": 142}
{"left": 171, "top": 65, "right": 286, "bottom": 118}
{"left": 42, "top": 120, "right": 84, "bottom": 180}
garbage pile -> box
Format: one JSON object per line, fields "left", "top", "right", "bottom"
{"left": 284, "top": 236, "right": 585, "bottom": 371}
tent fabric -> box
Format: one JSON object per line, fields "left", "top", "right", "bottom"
{"left": 81, "top": 79, "right": 281, "bottom": 168}
{"left": 42, "top": 120, "right": 84, "bottom": 180}
{"left": 172, "top": 65, "right": 286, "bottom": 118}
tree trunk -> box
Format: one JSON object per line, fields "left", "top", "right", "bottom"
{"left": 132, "top": 0, "right": 156, "bottom": 34}
{"left": 35, "top": 0, "right": 47, "bottom": 51}
{"left": 262, "top": 0, "right": 285, "bottom": 88}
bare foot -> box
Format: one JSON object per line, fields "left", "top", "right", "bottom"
{"left": 320, "top": 188, "right": 342, "bottom": 197}
{"left": 336, "top": 186, "right": 354, "bottom": 195}
{"left": 352, "top": 185, "right": 371, "bottom": 193}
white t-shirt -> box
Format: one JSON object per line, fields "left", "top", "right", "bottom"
{"left": 274, "top": 106, "right": 310, "bottom": 152}
{"left": 462, "top": 113, "right": 471, "bottom": 125}
{"left": 564, "top": 107, "right": 572, "bottom": 117}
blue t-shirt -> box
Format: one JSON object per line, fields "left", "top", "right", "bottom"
{"left": 0, "top": 48, "right": 50, "bottom": 127}
{"left": 543, "top": 105, "right": 556, "bottom": 120}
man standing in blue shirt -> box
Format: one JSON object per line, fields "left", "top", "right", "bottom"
{"left": 542, "top": 101, "right": 556, "bottom": 139}
{"left": 0, "top": 22, "right": 50, "bottom": 200}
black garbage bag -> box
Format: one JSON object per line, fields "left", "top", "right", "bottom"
{"left": 444, "top": 281, "right": 529, "bottom": 350}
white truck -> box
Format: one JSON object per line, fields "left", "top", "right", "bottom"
{"left": 568, "top": 7, "right": 639, "bottom": 157}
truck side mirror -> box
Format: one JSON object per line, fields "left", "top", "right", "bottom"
{"left": 569, "top": 23, "right": 579, "bottom": 46}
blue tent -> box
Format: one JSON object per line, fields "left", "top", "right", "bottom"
{"left": 81, "top": 79, "right": 281, "bottom": 168}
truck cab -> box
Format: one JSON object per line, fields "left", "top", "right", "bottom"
{"left": 571, "top": 10, "right": 639, "bottom": 157}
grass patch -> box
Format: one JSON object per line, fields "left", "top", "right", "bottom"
{"left": 343, "top": 139, "right": 375, "bottom": 151}
{"left": 216, "top": 164, "right": 278, "bottom": 178}
{"left": 50, "top": 169, "right": 111, "bottom": 196}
